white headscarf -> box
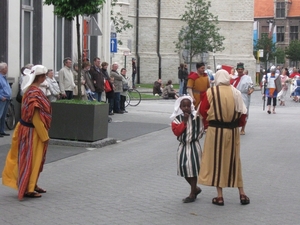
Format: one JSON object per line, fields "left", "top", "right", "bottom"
{"left": 21, "top": 65, "right": 48, "bottom": 92}
{"left": 170, "top": 96, "right": 196, "bottom": 120}
{"left": 215, "top": 69, "right": 247, "bottom": 114}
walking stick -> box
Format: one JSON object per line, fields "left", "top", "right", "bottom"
{"left": 262, "top": 78, "right": 267, "bottom": 111}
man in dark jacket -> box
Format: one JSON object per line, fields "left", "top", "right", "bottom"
{"left": 89, "top": 57, "right": 104, "bottom": 102}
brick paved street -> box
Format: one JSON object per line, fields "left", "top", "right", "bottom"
{"left": 0, "top": 90, "right": 300, "bottom": 225}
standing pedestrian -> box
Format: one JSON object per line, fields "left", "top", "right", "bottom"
{"left": 277, "top": 68, "right": 290, "bottom": 106}
{"left": 0, "top": 62, "right": 11, "bottom": 137}
{"left": 178, "top": 63, "right": 187, "bottom": 96}
{"left": 230, "top": 62, "right": 254, "bottom": 135}
{"left": 110, "top": 63, "right": 123, "bottom": 114}
{"left": 186, "top": 62, "right": 210, "bottom": 109}
{"left": 58, "top": 57, "right": 75, "bottom": 99}
{"left": 120, "top": 68, "right": 129, "bottom": 113}
{"left": 2, "top": 65, "right": 52, "bottom": 200}
{"left": 198, "top": 69, "right": 250, "bottom": 206}
{"left": 132, "top": 58, "right": 137, "bottom": 88}
{"left": 262, "top": 66, "right": 280, "bottom": 114}
{"left": 90, "top": 57, "right": 104, "bottom": 102}
{"left": 170, "top": 96, "right": 204, "bottom": 203}
{"left": 182, "top": 64, "right": 189, "bottom": 95}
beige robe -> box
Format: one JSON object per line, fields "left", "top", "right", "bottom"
{"left": 198, "top": 86, "right": 243, "bottom": 188}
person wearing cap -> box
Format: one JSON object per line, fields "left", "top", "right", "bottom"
{"left": 186, "top": 62, "right": 210, "bottom": 109}
{"left": 198, "top": 69, "right": 250, "bottom": 206}
{"left": 262, "top": 65, "right": 280, "bottom": 114}
{"left": 230, "top": 63, "right": 254, "bottom": 135}
{"left": 0, "top": 62, "right": 11, "bottom": 137}
{"left": 2, "top": 65, "right": 52, "bottom": 200}
{"left": 132, "top": 58, "right": 137, "bottom": 88}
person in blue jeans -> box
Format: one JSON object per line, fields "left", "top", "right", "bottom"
{"left": 0, "top": 62, "right": 12, "bottom": 137}
{"left": 178, "top": 63, "right": 188, "bottom": 96}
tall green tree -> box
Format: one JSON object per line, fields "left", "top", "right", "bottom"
{"left": 285, "top": 40, "right": 300, "bottom": 67}
{"left": 111, "top": 0, "right": 133, "bottom": 45}
{"left": 174, "top": 0, "right": 225, "bottom": 70}
{"left": 253, "top": 35, "right": 276, "bottom": 62}
{"left": 274, "top": 47, "right": 285, "bottom": 64}
{"left": 44, "top": 0, "right": 106, "bottom": 99}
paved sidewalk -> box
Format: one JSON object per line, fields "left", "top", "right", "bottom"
{"left": 0, "top": 91, "right": 300, "bottom": 224}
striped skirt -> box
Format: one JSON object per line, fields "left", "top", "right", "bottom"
{"left": 177, "top": 141, "right": 201, "bottom": 177}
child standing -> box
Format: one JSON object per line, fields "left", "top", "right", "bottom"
{"left": 170, "top": 96, "right": 204, "bottom": 203}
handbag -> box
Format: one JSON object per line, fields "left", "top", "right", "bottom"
{"left": 105, "top": 80, "right": 112, "bottom": 92}
{"left": 16, "top": 85, "right": 22, "bottom": 103}
{"left": 123, "top": 83, "right": 129, "bottom": 92}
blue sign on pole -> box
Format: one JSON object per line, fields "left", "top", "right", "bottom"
{"left": 110, "top": 38, "right": 117, "bottom": 53}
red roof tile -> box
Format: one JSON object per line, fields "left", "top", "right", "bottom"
{"left": 255, "top": 0, "right": 300, "bottom": 18}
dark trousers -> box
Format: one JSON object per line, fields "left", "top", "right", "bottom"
{"left": 120, "top": 95, "right": 126, "bottom": 111}
{"left": 113, "top": 92, "right": 121, "bottom": 113}
{"left": 65, "top": 91, "right": 73, "bottom": 99}
{"left": 107, "top": 98, "right": 114, "bottom": 113}
{"left": 267, "top": 97, "right": 277, "bottom": 106}
{"left": 132, "top": 73, "right": 136, "bottom": 87}
{"left": 182, "top": 80, "right": 187, "bottom": 95}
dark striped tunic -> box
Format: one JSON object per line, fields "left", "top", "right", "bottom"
{"left": 198, "top": 86, "right": 244, "bottom": 188}
{"left": 172, "top": 114, "right": 204, "bottom": 177}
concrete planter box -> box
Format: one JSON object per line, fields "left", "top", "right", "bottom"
{"left": 49, "top": 102, "right": 109, "bottom": 142}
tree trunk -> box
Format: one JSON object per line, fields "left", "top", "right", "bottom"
{"left": 76, "top": 15, "right": 82, "bottom": 99}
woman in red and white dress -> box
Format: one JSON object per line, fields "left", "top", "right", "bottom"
{"left": 277, "top": 68, "right": 290, "bottom": 106}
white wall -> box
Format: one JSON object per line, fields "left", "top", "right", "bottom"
{"left": 8, "top": 1, "right": 21, "bottom": 94}
{"left": 43, "top": 4, "right": 55, "bottom": 70}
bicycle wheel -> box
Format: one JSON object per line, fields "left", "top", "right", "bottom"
{"left": 6, "top": 103, "right": 16, "bottom": 130}
{"left": 125, "top": 92, "right": 130, "bottom": 108}
{"left": 128, "top": 89, "right": 141, "bottom": 106}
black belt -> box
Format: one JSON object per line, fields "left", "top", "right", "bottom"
{"left": 209, "top": 120, "right": 239, "bottom": 129}
{"left": 19, "top": 119, "right": 35, "bottom": 128}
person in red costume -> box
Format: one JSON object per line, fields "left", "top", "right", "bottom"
{"left": 186, "top": 62, "right": 210, "bottom": 109}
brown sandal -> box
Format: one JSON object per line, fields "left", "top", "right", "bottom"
{"left": 35, "top": 186, "right": 47, "bottom": 193}
{"left": 240, "top": 194, "right": 250, "bottom": 205}
{"left": 24, "top": 192, "right": 42, "bottom": 198}
{"left": 212, "top": 197, "right": 224, "bottom": 206}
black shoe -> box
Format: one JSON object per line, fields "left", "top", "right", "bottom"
{"left": 0, "top": 133, "right": 10, "bottom": 136}
{"left": 115, "top": 111, "right": 124, "bottom": 114}
{"left": 0, "top": 135, "right": 3, "bottom": 138}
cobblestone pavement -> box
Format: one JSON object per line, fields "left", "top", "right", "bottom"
{"left": 0, "top": 90, "right": 300, "bottom": 225}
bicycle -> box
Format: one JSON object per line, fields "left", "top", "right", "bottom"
{"left": 5, "top": 99, "right": 16, "bottom": 130}
{"left": 125, "top": 88, "right": 141, "bottom": 107}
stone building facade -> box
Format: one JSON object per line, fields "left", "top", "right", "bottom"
{"left": 0, "top": 0, "right": 256, "bottom": 97}
{"left": 114, "top": 0, "right": 256, "bottom": 84}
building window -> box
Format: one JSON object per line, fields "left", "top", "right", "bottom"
{"left": 290, "top": 26, "right": 298, "bottom": 40}
{"left": 276, "top": 2, "right": 285, "bottom": 18}
{"left": 261, "top": 26, "right": 269, "bottom": 38}
{"left": 21, "top": 1, "right": 33, "bottom": 66}
{"left": 277, "top": 26, "right": 284, "bottom": 42}
{"left": 55, "top": 16, "right": 64, "bottom": 71}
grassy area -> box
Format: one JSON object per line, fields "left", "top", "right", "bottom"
{"left": 138, "top": 83, "right": 179, "bottom": 89}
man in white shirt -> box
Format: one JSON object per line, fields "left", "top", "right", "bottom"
{"left": 58, "top": 57, "right": 75, "bottom": 99}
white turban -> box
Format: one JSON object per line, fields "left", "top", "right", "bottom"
{"left": 170, "top": 96, "right": 196, "bottom": 120}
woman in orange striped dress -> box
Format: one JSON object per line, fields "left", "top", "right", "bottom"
{"left": 2, "top": 65, "right": 52, "bottom": 200}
